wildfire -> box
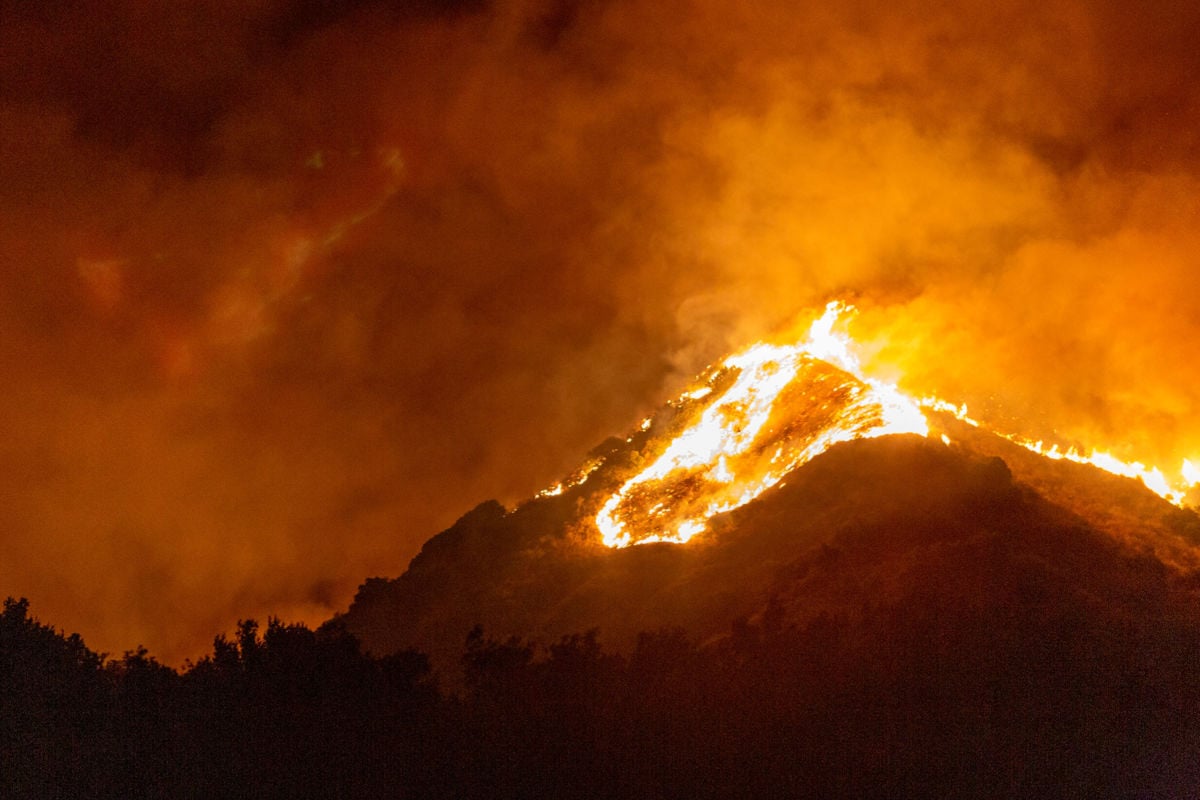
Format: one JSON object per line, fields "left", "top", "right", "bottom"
{"left": 565, "top": 301, "right": 1200, "bottom": 548}
{"left": 924, "top": 398, "right": 1197, "bottom": 505}
{"left": 537, "top": 458, "right": 603, "bottom": 498}
{"left": 594, "top": 303, "right": 927, "bottom": 547}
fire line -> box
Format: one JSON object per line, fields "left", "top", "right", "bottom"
{"left": 541, "top": 302, "right": 1198, "bottom": 548}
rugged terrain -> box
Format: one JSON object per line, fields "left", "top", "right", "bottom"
{"left": 338, "top": 418, "right": 1200, "bottom": 686}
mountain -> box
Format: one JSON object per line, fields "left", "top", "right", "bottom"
{"left": 318, "top": 330, "right": 1200, "bottom": 796}
{"left": 8, "top": 348, "right": 1200, "bottom": 798}
{"left": 336, "top": 373, "right": 1200, "bottom": 685}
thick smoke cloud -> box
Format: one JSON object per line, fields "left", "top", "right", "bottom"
{"left": 1, "top": 0, "right": 1197, "bottom": 661}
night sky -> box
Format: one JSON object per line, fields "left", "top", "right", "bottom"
{"left": 3, "top": 0, "right": 1199, "bottom": 663}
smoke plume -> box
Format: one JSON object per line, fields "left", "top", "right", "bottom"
{"left": 1, "top": 0, "right": 1197, "bottom": 661}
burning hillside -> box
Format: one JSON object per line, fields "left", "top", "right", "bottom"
{"left": 595, "top": 303, "right": 927, "bottom": 547}
{"left": 590, "top": 301, "right": 1198, "bottom": 549}
{"left": 339, "top": 301, "right": 1200, "bottom": 675}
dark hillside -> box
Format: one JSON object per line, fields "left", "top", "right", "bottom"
{"left": 339, "top": 433, "right": 1200, "bottom": 685}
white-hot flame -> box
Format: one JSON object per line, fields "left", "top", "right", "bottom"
{"left": 1184, "top": 458, "right": 1199, "bottom": 487}
{"left": 536, "top": 301, "right": 1199, "bottom": 548}
{"left": 595, "top": 303, "right": 927, "bottom": 548}
{"left": 928, "top": 400, "right": 1196, "bottom": 504}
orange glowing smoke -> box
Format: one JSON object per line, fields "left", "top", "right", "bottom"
{"left": 580, "top": 303, "right": 1200, "bottom": 549}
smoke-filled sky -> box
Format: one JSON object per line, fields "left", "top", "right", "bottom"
{"left": 3, "top": 0, "right": 1199, "bottom": 662}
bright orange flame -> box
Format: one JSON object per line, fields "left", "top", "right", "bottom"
{"left": 927, "top": 399, "right": 1196, "bottom": 505}
{"left": 535, "top": 301, "right": 1198, "bottom": 548}
{"left": 595, "top": 303, "right": 926, "bottom": 547}
{"left": 538, "top": 458, "right": 603, "bottom": 498}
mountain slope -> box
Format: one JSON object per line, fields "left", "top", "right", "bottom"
{"left": 337, "top": 430, "right": 1200, "bottom": 686}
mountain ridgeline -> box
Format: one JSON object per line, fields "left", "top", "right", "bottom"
{"left": 6, "top": 402, "right": 1200, "bottom": 795}
{"left": 338, "top": 420, "right": 1200, "bottom": 681}
{"left": 331, "top": 407, "right": 1200, "bottom": 796}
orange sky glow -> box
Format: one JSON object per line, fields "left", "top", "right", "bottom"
{"left": 2, "top": 0, "right": 1199, "bottom": 663}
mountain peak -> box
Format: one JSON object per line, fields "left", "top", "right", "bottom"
{"left": 339, "top": 303, "right": 1200, "bottom": 677}
{"left": 340, "top": 427, "right": 1199, "bottom": 680}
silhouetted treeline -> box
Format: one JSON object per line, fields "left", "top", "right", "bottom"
{"left": 3, "top": 593, "right": 1199, "bottom": 799}
{"left": 1, "top": 598, "right": 441, "bottom": 800}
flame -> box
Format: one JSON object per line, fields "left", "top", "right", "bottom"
{"left": 570, "top": 301, "right": 1199, "bottom": 549}
{"left": 537, "top": 458, "right": 603, "bottom": 498}
{"left": 1184, "top": 458, "right": 1199, "bottom": 488}
{"left": 595, "top": 303, "right": 926, "bottom": 547}
{"left": 927, "top": 400, "right": 1196, "bottom": 505}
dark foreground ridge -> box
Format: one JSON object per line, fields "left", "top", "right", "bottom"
{"left": 5, "top": 436, "right": 1200, "bottom": 798}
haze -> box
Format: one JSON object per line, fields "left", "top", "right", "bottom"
{"left": 2, "top": 0, "right": 1198, "bottom": 662}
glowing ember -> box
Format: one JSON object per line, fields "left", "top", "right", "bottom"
{"left": 575, "top": 301, "right": 1198, "bottom": 549}
{"left": 537, "top": 458, "right": 603, "bottom": 498}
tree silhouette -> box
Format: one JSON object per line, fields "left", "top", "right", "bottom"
{"left": 4, "top": 587, "right": 1200, "bottom": 799}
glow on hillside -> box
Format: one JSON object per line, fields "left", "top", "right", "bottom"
{"left": 532, "top": 302, "right": 1200, "bottom": 547}
{"left": 925, "top": 399, "right": 1198, "bottom": 505}
{"left": 594, "top": 303, "right": 927, "bottom": 547}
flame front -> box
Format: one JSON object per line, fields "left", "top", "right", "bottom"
{"left": 1184, "top": 459, "right": 1199, "bottom": 488}
{"left": 595, "top": 303, "right": 926, "bottom": 547}
{"left": 581, "top": 302, "right": 1200, "bottom": 549}
{"left": 927, "top": 400, "right": 1200, "bottom": 505}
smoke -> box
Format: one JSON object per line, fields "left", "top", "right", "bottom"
{"left": 1, "top": 0, "right": 1197, "bottom": 662}
{"left": 591, "top": 0, "right": 1200, "bottom": 465}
